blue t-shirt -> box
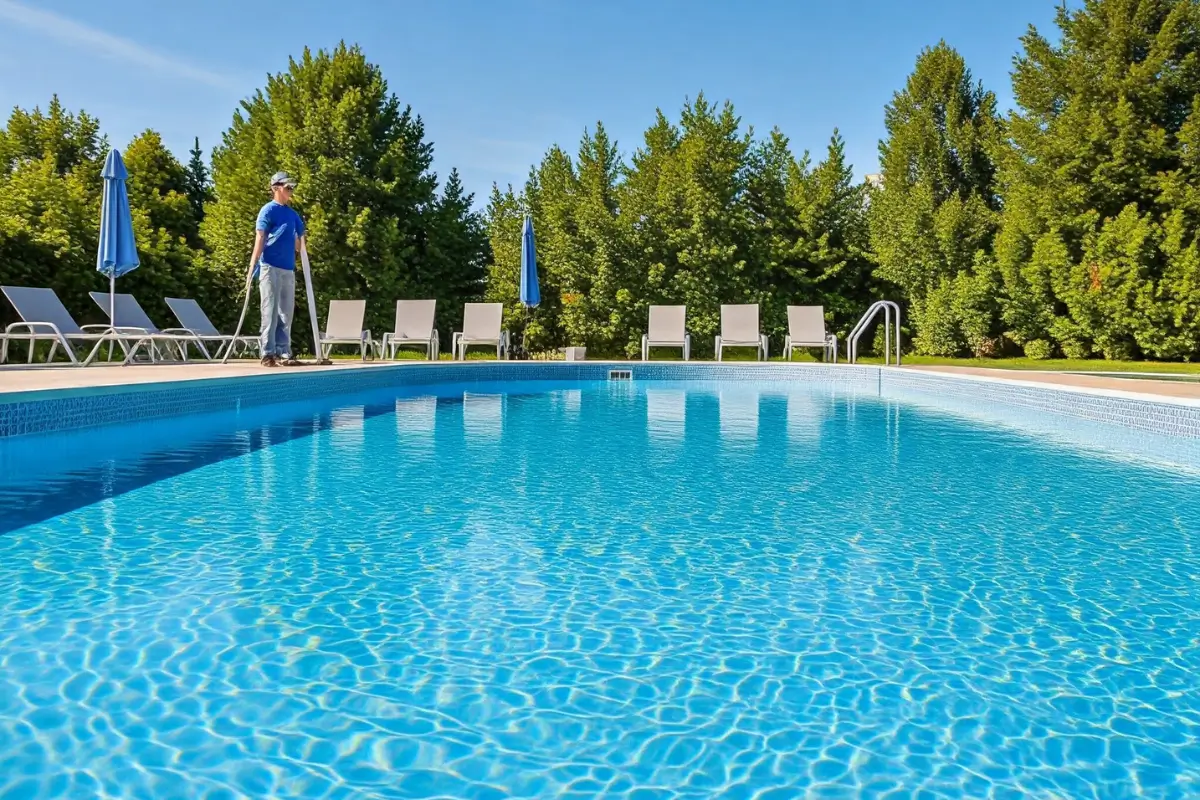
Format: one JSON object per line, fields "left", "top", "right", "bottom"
{"left": 255, "top": 201, "right": 306, "bottom": 270}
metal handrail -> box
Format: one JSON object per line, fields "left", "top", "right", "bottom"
{"left": 847, "top": 300, "right": 902, "bottom": 365}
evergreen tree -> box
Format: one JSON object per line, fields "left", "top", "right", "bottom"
{"left": 202, "top": 43, "right": 487, "bottom": 348}
{"left": 781, "top": 131, "right": 874, "bottom": 342}
{"left": 416, "top": 168, "right": 489, "bottom": 345}
{"left": 868, "top": 42, "right": 1001, "bottom": 356}
{"left": 184, "top": 137, "right": 211, "bottom": 222}
{"left": 119, "top": 130, "right": 208, "bottom": 325}
{"left": 558, "top": 124, "right": 628, "bottom": 354}
{"left": 617, "top": 110, "right": 681, "bottom": 348}
{"left": 660, "top": 95, "right": 754, "bottom": 349}
{"left": 996, "top": 0, "right": 1200, "bottom": 359}
{"left": 484, "top": 182, "right": 525, "bottom": 332}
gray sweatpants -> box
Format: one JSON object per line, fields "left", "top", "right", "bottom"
{"left": 259, "top": 264, "right": 296, "bottom": 357}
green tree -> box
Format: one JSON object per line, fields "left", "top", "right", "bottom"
{"left": 488, "top": 96, "right": 880, "bottom": 358}
{"left": 0, "top": 102, "right": 208, "bottom": 339}
{"left": 414, "top": 168, "right": 489, "bottom": 345}
{"left": 996, "top": 0, "right": 1200, "bottom": 359}
{"left": 615, "top": 110, "right": 680, "bottom": 351}
{"left": 118, "top": 130, "right": 208, "bottom": 326}
{"left": 0, "top": 99, "right": 105, "bottom": 326}
{"left": 869, "top": 42, "right": 1001, "bottom": 356}
{"left": 203, "top": 43, "right": 487, "bottom": 349}
{"left": 483, "top": 183, "right": 527, "bottom": 339}
{"left": 560, "top": 124, "right": 630, "bottom": 355}
{"left": 752, "top": 129, "right": 874, "bottom": 347}
{"left": 184, "top": 137, "right": 211, "bottom": 222}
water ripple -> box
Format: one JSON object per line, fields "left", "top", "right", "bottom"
{"left": 0, "top": 383, "right": 1198, "bottom": 797}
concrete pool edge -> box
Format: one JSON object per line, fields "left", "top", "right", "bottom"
{"left": 1, "top": 361, "right": 1199, "bottom": 440}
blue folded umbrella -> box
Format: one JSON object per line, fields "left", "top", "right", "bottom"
{"left": 96, "top": 149, "right": 139, "bottom": 322}
{"left": 519, "top": 215, "right": 540, "bottom": 308}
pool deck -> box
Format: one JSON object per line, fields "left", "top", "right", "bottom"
{"left": 907, "top": 365, "right": 1200, "bottom": 402}
{"left": 0, "top": 360, "right": 398, "bottom": 396}
{"left": 1, "top": 359, "right": 1199, "bottom": 404}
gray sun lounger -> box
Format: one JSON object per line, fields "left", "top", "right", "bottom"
{"left": 641, "top": 305, "right": 690, "bottom": 361}
{"left": 783, "top": 305, "right": 838, "bottom": 363}
{"left": 715, "top": 304, "right": 768, "bottom": 361}
{"left": 1, "top": 286, "right": 167, "bottom": 366}
{"left": 382, "top": 299, "right": 439, "bottom": 360}
{"left": 320, "top": 299, "right": 375, "bottom": 360}
{"left": 453, "top": 303, "right": 508, "bottom": 360}
{"left": 166, "top": 297, "right": 260, "bottom": 359}
{"left": 89, "top": 292, "right": 208, "bottom": 361}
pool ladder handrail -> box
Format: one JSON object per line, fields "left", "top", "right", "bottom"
{"left": 847, "top": 300, "right": 902, "bottom": 365}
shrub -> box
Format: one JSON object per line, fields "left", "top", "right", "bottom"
{"left": 1023, "top": 339, "right": 1053, "bottom": 360}
{"left": 1060, "top": 338, "right": 1091, "bottom": 360}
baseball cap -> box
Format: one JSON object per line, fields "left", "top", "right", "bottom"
{"left": 269, "top": 171, "right": 296, "bottom": 189}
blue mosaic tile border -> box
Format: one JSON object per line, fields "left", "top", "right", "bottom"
{"left": 880, "top": 369, "right": 1200, "bottom": 440}
{"left": 2, "top": 361, "right": 1199, "bottom": 442}
{"left": 0, "top": 363, "right": 876, "bottom": 439}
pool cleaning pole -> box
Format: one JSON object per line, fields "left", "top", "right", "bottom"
{"left": 300, "top": 242, "right": 329, "bottom": 365}
{"left": 220, "top": 264, "right": 256, "bottom": 365}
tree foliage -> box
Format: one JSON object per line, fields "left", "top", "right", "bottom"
{"left": 996, "top": 0, "right": 1200, "bottom": 359}
{"left": 185, "top": 137, "right": 211, "bottom": 222}
{"left": 486, "top": 96, "right": 874, "bottom": 357}
{"left": 10, "top": 8, "right": 1200, "bottom": 364}
{"left": 203, "top": 43, "right": 488, "bottom": 347}
{"left": 868, "top": 42, "right": 1002, "bottom": 356}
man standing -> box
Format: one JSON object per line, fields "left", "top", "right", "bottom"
{"left": 249, "top": 172, "right": 306, "bottom": 367}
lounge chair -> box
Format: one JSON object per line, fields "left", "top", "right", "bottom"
{"left": 165, "top": 297, "right": 260, "bottom": 360}
{"left": 382, "top": 299, "right": 439, "bottom": 360}
{"left": 89, "top": 292, "right": 208, "bottom": 361}
{"left": 0, "top": 286, "right": 163, "bottom": 366}
{"left": 783, "top": 305, "right": 838, "bottom": 363}
{"left": 715, "top": 304, "right": 768, "bottom": 361}
{"left": 641, "top": 305, "right": 690, "bottom": 361}
{"left": 453, "top": 303, "right": 508, "bottom": 360}
{"left": 320, "top": 299, "right": 375, "bottom": 360}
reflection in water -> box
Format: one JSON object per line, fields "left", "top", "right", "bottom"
{"left": 646, "top": 389, "right": 686, "bottom": 443}
{"left": 720, "top": 390, "right": 759, "bottom": 443}
{"left": 787, "top": 391, "right": 824, "bottom": 444}
{"left": 463, "top": 393, "right": 504, "bottom": 440}
{"left": 556, "top": 389, "right": 582, "bottom": 417}
{"left": 329, "top": 406, "right": 366, "bottom": 450}
{"left": 396, "top": 395, "right": 437, "bottom": 460}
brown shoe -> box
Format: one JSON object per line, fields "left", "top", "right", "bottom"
{"left": 260, "top": 355, "right": 277, "bottom": 367}
{"left": 279, "top": 357, "right": 302, "bottom": 367}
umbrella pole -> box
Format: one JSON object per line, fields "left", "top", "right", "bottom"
{"left": 108, "top": 274, "right": 115, "bottom": 363}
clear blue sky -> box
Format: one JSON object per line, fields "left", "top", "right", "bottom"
{"left": 0, "top": 0, "right": 1060, "bottom": 207}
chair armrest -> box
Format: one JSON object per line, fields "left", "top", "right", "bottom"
{"left": 5, "top": 321, "right": 66, "bottom": 336}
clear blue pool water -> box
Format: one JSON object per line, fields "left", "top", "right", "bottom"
{"left": 1, "top": 379, "right": 1199, "bottom": 798}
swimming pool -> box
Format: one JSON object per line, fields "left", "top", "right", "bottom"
{"left": 1, "top": 371, "right": 1199, "bottom": 797}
